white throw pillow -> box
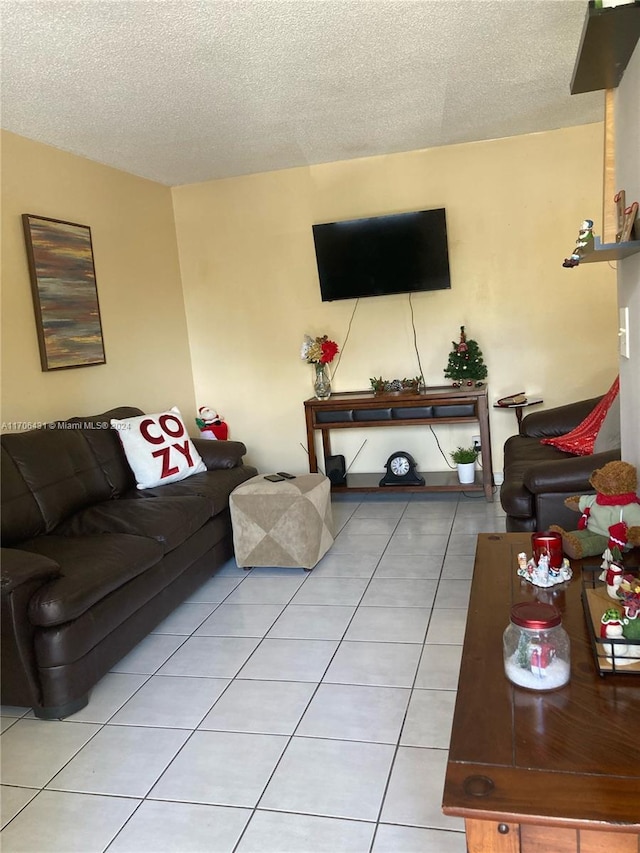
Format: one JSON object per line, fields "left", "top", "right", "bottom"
{"left": 111, "top": 407, "right": 206, "bottom": 489}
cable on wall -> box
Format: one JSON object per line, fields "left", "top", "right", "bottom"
{"left": 345, "top": 439, "right": 367, "bottom": 473}
{"left": 329, "top": 298, "right": 359, "bottom": 382}
{"left": 429, "top": 425, "right": 455, "bottom": 469}
{"left": 408, "top": 293, "right": 425, "bottom": 383}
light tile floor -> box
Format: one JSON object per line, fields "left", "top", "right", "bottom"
{"left": 1, "top": 492, "right": 506, "bottom": 853}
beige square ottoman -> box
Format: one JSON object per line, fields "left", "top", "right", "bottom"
{"left": 230, "top": 474, "right": 334, "bottom": 570}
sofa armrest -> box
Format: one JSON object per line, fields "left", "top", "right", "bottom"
{"left": 1, "top": 548, "right": 61, "bottom": 593}
{"left": 520, "top": 396, "right": 602, "bottom": 439}
{"left": 1, "top": 548, "right": 62, "bottom": 709}
{"left": 523, "top": 449, "right": 620, "bottom": 495}
{"left": 192, "top": 438, "right": 248, "bottom": 470}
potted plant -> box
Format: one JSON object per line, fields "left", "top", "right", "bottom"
{"left": 450, "top": 446, "right": 479, "bottom": 484}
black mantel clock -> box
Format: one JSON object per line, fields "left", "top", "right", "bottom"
{"left": 379, "top": 451, "right": 425, "bottom": 487}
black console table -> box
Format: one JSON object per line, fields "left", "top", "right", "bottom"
{"left": 304, "top": 386, "right": 494, "bottom": 501}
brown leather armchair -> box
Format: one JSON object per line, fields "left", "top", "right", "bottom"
{"left": 500, "top": 396, "right": 621, "bottom": 533}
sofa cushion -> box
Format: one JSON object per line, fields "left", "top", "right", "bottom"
{"left": 17, "top": 534, "right": 164, "bottom": 627}
{"left": 56, "top": 496, "right": 212, "bottom": 553}
{"left": 1, "top": 427, "right": 113, "bottom": 534}
{"left": 111, "top": 407, "right": 206, "bottom": 489}
{"left": 132, "top": 465, "right": 259, "bottom": 514}
{"left": 1, "top": 445, "right": 46, "bottom": 545}
{"left": 33, "top": 518, "right": 228, "bottom": 670}
{"left": 66, "top": 407, "right": 143, "bottom": 497}
{"left": 540, "top": 377, "right": 619, "bottom": 455}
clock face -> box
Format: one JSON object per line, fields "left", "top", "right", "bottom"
{"left": 380, "top": 451, "right": 424, "bottom": 487}
{"left": 390, "top": 455, "right": 410, "bottom": 476}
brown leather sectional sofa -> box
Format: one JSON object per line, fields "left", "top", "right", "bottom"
{"left": 1, "top": 407, "right": 257, "bottom": 719}
{"left": 500, "top": 396, "right": 620, "bottom": 533}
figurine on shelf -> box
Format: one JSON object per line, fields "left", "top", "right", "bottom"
{"left": 562, "top": 219, "right": 594, "bottom": 268}
{"left": 517, "top": 552, "right": 572, "bottom": 588}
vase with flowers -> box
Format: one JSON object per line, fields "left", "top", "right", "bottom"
{"left": 301, "top": 334, "right": 339, "bottom": 399}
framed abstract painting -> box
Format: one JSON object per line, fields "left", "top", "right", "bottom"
{"left": 22, "top": 214, "right": 106, "bottom": 371}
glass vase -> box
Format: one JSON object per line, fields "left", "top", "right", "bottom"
{"left": 313, "top": 363, "right": 332, "bottom": 399}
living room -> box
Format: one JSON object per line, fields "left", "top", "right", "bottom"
{"left": 2, "top": 10, "right": 638, "bottom": 477}
{"left": 1, "top": 3, "right": 640, "bottom": 852}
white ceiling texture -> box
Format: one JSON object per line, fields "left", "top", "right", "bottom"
{"left": 1, "top": 0, "right": 604, "bottom": 186}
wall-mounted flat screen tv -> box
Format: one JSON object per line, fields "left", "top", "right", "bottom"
{"left": 312, "top": 208, "right": 451, "bottom": 302}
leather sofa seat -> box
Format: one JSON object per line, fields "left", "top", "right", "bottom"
{"left": 57, "top": 496, "right": 212, "bottom": 553}
{"left": 134, "top": 467, "right": 258, "bottom": 515}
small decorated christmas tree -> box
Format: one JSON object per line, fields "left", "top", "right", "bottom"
{"left": 444, "top": 326, "right": 487, "bottom": 387}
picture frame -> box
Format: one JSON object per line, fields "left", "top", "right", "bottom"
{"left": 22, "top": 214, "right": 106, "bottom": 371}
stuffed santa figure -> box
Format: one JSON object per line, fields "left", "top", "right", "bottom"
{"left": 195, "top": 406, "right": 228, "bottom": 441}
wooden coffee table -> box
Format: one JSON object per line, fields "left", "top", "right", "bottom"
{"left": 443, "top": 533, "right": 640, "bottom": 853}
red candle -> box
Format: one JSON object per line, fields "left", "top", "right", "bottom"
{"left": 532, "top": 532, "right": 563, "bottom": 568}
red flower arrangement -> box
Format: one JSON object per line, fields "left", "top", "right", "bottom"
{"left": 300, "top": 335, "right": 339, "bottom": 365}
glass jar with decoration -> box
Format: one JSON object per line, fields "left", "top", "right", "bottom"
{"left": 503, "top": 601, "right": 570, "bottom": 691}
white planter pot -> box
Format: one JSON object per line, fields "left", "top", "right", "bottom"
{"left": 457, "top": 462, "right": 476, "bottom": 484}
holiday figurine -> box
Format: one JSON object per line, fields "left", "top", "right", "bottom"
{"left": 600, "top": 608, "right": 624, "bottom": 640}
{"left": 600, "top": 556, "right": 624, "bottom": 599}
{"left": 516, "top": 551, "right": 572, "bottom": 588}
{"left": 562, "top": 219, "right": 594, "bottom": 268}
{"left": 529, "top": 641, "right": 556, "bottom": 677}
{"left": 195, "top": 406, "right": 228, "bottom": 441}
{"left": 599, "top": 607, "right": 632, "bottom": 664}
{"left": 443, "top": 326, "right": 487, "bottom": 387}
{"left": 616, "top": 573, "right": 640, "bottom": 649}
{"left": 617, "top": 574, "right": 640, "bottom": 619}
{"left": 536, "top": 553, "right": 550, "bottom": 586}
{"left": 622, "top": 611, "right": 640, "bottom": 643}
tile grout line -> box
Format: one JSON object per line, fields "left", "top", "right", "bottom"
{"left": 229, "top": 497, "right": 409, "bottom": 852}
{"left": 367, "top": 493, "right": 462, "bottom": 851}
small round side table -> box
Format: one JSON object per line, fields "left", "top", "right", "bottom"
{"left": 494, "top": 394, "right": 543, "bottom": 428}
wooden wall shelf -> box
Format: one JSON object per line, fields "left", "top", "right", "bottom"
{"left": 571, "top": 1, "right": 640, "bottom": 95}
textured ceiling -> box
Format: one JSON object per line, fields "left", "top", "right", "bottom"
{"left": 1, "top": 0, "right": 604, "bottom": 186}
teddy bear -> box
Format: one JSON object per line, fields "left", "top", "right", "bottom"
{"left": 549, "top": 460, "right": 640, "bottom": 559}
{"left": 195, "top": 406, "right": 228, "bottom": 441}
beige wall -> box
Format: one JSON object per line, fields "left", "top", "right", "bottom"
{"left": 1, "top": 124, "right": 621, "bottom": 478}
{"left": 1, "top": 131, "right": 196, "bottom": 428}
{"left": 173, "top": 125, "right": 618, "bottom": 477}
{"left": 616, "top": 43, "right": 640, "bottom": 469}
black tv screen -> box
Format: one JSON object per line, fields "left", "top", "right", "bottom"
{"left": 312, "top": 208, "right": 451, "bottom": 302}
